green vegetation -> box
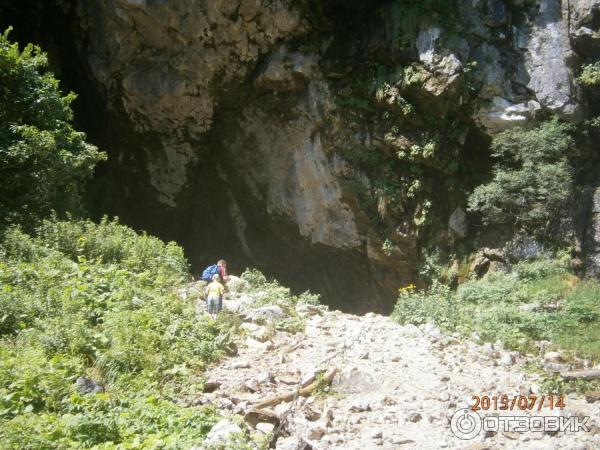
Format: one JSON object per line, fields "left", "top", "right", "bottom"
{"left": 392, "top": 255, "right": 600, "bottom": 363}
{"left": 539, "top": 373, "right": 600, "bottom": 395}
{"left": 0, "top": 219, "right": 320, "bottom": 448}
{"left": 578, "top": 60, "right": 600, "bottom": 87}
{"left": 468, "top": 119, "right": 575, "bottom": 235}
{"left": 0, "top": 219, "right": 230, "bottom": 448}
{"left": 239, "top": 269, "right": 323, "bottom": 333}
{"left": 331, "top": 1, "right": 476, "bottom": 260}
{"left": 0, "top": 29, "right": 326, "bottom": 448}
{"left": 0, "top": 29, "right": 105, "bottom": 230}
{"left": 334, "top": 62, "right": 472, "bottom": 252}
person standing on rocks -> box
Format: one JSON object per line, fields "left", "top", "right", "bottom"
{"left": 206, "top": 273, "right": 225, "bottom": 319}
{"left": 216, "top": 259, "right": 229, "bottom": 284}
{"left": 201, "top": 259, "right": 230, "bottom": 284}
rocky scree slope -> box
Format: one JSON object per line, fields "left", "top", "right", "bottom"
{"left": 180, "top": 277, "right": 600, "bottom": 450}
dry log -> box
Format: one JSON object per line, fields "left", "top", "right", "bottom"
{"left": 560, "top": 369, "right": 600, "bottom": 381}
{"left": 253, "top": 367, "right": 338, "bottom": 409}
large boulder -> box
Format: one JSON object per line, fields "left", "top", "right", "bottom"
{"left": 244, "top": 305, "right": 287, "bottom": 323}
{"left": 202, "top": 419, "right": 243, "bottom": 448}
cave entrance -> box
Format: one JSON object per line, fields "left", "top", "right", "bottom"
{"left": 0, "top": 0, "right": 403, "bottom": 315}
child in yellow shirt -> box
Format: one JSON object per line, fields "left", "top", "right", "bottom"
{"left": 206, "top": 274, "right": 225, "bottom": 318}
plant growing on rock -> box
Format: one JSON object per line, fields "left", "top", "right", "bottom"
{"left": 468, "top": 119, "right": 575, "bottom": 235}
{"left": 578, "top": 60, "right": 600, "bottom": 87}
{"left": 390, "top": 0, "right": 458, "bottom": 48}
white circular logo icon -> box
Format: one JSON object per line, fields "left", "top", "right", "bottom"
{"left": 450, "top": 408, "right": 482, "bottom": 440}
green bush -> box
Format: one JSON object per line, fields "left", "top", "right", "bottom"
{"left": 0, "top": 219, "right": 225, "bottom": 447}
{"left": 392, "top": 281, "right": 456, "bottom": 329}
{"left": 468, "top": 119, "right": 575, "bottom": 234}
{"left": 578, "top": 61, "right": 600, "bottom": 87}
{"left": 239, "top": 269, "right": 323, "bottom": 333}
{"left": 0, "top": 29, "right": 105, "bottom": 229}
{"left": 240, "top": 268, "right": 321, "bottom": 309}
{"left": 392, "top": 256, "right": 600, "bottom": 361}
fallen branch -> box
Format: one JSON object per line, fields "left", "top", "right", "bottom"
{"left": 253, "top": 367, "right": 338, "bottom": 409}
{"left": 560, "top": 369, "right": 600, "bottom": 381}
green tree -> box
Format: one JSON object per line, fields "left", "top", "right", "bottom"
{"left": 468, "top": 119, "right": 575, "bottom": 234}
{"left": 0, "top": 28, "right": 105, "bottom": 229}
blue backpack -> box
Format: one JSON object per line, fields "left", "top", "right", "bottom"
{"left": 201, "top": 264, "right": 220, "bottom": 281}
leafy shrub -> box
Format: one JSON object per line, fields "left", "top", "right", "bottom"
{"left": 0, "top": 219, "right": 225, "bottom": 447}
{"left": 513, "top": 256, "right": 569, "bottom": 281}
{"left": 392, "top": 256, "right": 600, "bottom": 361}
{"left": 468, "top": 119, "right": 575, "bottom": 234}
{"left": 0, "top": 347, "right": 83, "bottom": 417}
{"left": 392, "top": 281, "right": 456, "bottom": 329}
{"left": 240, "top": 268, "right": 321, "bottom": 309}
{"left": 0, "top": 29, "right": 105, "bottom": 229}
{"left": 457, "top": 272, "right": 516, "bottom": 304}
{"left": 578, "top": 61, "right": 600, "bottom": 87}
{"left": 239, "top": 269, "right": 323, "bottom": 332}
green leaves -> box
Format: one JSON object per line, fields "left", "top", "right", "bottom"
{"left": 0, "top": 29, "right": 106, "bottom": 229}
{"left": 468, "top": 119, "right": 575, "bottom": 234}
{"left": 392, "top": 256, "right": 600, "bottom": 360}
{"left": 578, "top": 61, "right": 600, "bottom": 87}
{"left": 0, "top": 219, "right": 226, "bottom": 447}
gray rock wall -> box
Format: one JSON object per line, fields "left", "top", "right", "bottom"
{"left": 61, "top": 0, "right": 599, "bottom": 311}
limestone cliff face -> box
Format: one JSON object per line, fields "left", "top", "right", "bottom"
{"left": 60, "top": 0, "right": 598, "bottom": 311}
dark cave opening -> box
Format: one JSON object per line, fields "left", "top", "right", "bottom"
{"left": 0, "top": 0, "right": 403, "bottom": 315}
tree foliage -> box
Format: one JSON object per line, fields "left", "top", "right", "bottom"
{"left": 0, "top": 28, "right": 105, "bottom": 229}
{"left": 468, "top": 119, "right": 575, "bottom": 234}
{"left": 578, "top": 60, "right": 600, "bottom": 87}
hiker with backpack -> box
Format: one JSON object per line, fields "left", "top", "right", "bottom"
{"left": 201, "top": 259, "right": 229, "bottom": 284}
{"left": 205, "top": 273, "right": 225, "bottom": 319}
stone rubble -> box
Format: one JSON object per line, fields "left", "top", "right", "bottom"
{"left": 192, "top": 287, "right": 600, "bottom": 450}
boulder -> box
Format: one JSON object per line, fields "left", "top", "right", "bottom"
{"left": 275, "top": 437, "right": 312, "bottom": 450}
{"left": 544, "top": 351, "right": 564, "bottom": 363}
{"left": 226, "top": 275, "right": 250, "bottom": 293}
{"left": 296, "top": 303, "right": 324, "bottom": 317}
{"left": 256, "top": 422, "right": 276, "bottom": 434}
{"left": 245, "top": 305, "right": 287, "bottom": 323}
{"left": 245, "top": 337, "right": 273, "bottom": 353}
{"left": 334, "top": 367, "right": 380, "bottom": 394}
{"left": 499, "top": 353, "right": 515, "bottom": 366}
{"left": 349, "top": 399, "right": 371, "bottom": 412}
{"left": 203, "top": 419, "right": 243, "bottom": 447}
{"left": 251, "top": 326, "right": 272, "bottom": 343}
{"left": 74, "top": 376, "right": 104, "bottom": 394}
{"left": 448, "top": 207, "right": 468, "bottom": 239}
